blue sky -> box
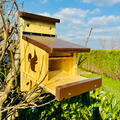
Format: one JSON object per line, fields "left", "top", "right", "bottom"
{"left": 20, "top": 0, "right": 120, "bottom": 49}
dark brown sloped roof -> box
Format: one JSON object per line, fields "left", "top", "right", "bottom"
{"left": 19, "top": 11, "right": 60, "bottom": 23}
{"left": 22, "top": 35, "right": 90, "bottom": 53}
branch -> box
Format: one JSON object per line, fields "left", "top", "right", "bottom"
{"left": 85, "top": 27, "right": 93, "bottom": 47}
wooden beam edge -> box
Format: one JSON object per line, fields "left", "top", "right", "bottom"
{"left": 56, "top": 77, "right": 102, "bottom": 101}
{"left": 53, "top": 47, "right": 91, "bottom": 53}
{"left": 22, "top": 35, "right": 52, "bottom": 54}
{"left": 22, "top": 36, "right": 90, "bottom": 53}
{"left": 18, "top": 11, "right": 60, "bottom": 23}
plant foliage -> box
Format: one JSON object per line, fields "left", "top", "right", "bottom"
{"left": 79, "top": 50, "right": 120, "bottom": 80}
{"left": 17, "top": 88, "right": 120, "bottom": 120}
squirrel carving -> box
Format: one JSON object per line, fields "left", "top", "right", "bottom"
{"left": 28, "top": 50, "right": 38, "bottom": 72}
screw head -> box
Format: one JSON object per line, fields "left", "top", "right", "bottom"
{"left": 68, "top": 92, "right": 71, "bottom": 96}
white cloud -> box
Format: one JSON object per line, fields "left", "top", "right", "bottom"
{"left": 54, "top": 8, "right": 89, "bottom": 18}
{"left": 83, "top": 0, "right": 120, "bottom": 6}
{"left": 41, "top": 0, "right": 48, "bottom": 4}
{"left": 39, "top": 8, "right": 120, "bottom": 49}
{"left": 89, "top": 8, "right": 101, "bottom": 14}
{"left": 53, "top": 8, "right": 89, "bottom": 23}
{"left": 39, "top": 12, "right": 51, "bottom": 17}
{"left": 94, "top": 26, "right": 120, "bottom": 33}
{"left": 88, "top": 16, "right": 120, "bottom": 26}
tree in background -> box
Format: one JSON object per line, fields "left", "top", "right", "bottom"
{"left": 110, "top": 37, "right": 116, "bottom": 49}
{"left": 0, "top": 0, "right": 20, "bottom": 119}
{"left": 0, "top": 1, "right": 53, "bottom": 119}
{"left": 99, "top": 38, "right": 106, "bottom": 49}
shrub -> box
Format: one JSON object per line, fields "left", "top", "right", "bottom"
{"left": 79, "top": 50, "right": 120, "bottom": 80}
{"left": 17, "top": 88, "right": 120, "bottom": 120}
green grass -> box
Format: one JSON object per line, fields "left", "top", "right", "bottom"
{"left": 80, "top": 72, "right": 120, "bottom": 102}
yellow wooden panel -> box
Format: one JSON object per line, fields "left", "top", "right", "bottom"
{"left": 49, "top": 53, "right": 77, "bottom": 77}
{"left": 21, "top": 72, "right": 32, "bottom": 91}
{"left": 21, "top": 39, "right": 49, "bottom": 91}
{"left": 21, "top": 18, "right": 56, "bottom": 35}
{"left": 26, "top": 42, "right": 48, "bottom": 80}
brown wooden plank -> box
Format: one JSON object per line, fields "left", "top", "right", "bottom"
{"left": 49, "top": 57, "right": 73, "bottom": 60}
{"left": 56, "top": 77, "right": 102, "bottom": 101}
{"left": 22, "top": 35, "right": 90, "bottom": 53}
{"left": 50, "top": 52, "right": 73, "bottom": 57}
{"left": 19, "top": 11, "right": 60, "bottom": 23}
{"left": 22, "top": 36, "right": 52, "bottom": 53}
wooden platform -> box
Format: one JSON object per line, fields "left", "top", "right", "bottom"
{"left": 41, "top": 70, "right": 102, "bottom": 101}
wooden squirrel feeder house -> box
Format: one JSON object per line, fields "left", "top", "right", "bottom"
{"left": 19, "top": 11, "right": 102, "bottom": 101}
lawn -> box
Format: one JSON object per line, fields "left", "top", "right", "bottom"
{"left": 80, "top": 71, "right": 120, "bottom": 102}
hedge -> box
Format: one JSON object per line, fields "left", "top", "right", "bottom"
{"left": 80, "top": 50, "right": 120, "bottom": 80}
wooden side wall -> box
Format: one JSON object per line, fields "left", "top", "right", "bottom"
{"left": 20, "top": 18, "right": 49, "bottom": 91}
{"left": 21, "top": 39, "right": 48, "bottom": 91}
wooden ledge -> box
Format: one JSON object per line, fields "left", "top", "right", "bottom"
{"left": 56, "top": 77, "right": 102, "bottom": 101}
{"left": 41, "top": 70, "right": 102, "bottom": 101}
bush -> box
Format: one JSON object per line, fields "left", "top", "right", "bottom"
{"left": 17, "top": 88, "right": 120, "bottom": 120}
{"left": 79, "top": 50, "right": 120, "bottom": 80}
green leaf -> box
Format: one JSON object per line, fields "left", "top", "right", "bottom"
{"left": 61, "top": 103, "right": 68, "bottom": 109}
{"left": 52, "top": 118, "right": 56, "bottom": 120}
{"left": 112, "top": 98, "right": 116, "bottom": 108}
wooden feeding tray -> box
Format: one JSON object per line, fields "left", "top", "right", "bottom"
{"left": 41, "top": 70, "right": 101, "bottom": 101}
{"left": 20, "top": 11, "right": 102, "bottom": 101}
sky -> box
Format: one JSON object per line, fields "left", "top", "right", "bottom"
{"left": 20, "top": 0, "right": 120, "bottom": 49}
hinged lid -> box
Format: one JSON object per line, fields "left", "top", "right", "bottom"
{"left": 22, "top": 35, "right": 90, "bottom": 53}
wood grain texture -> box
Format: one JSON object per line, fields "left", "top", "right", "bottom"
{"left": 20, "top": 17, "right": 56, "bottom": 36}
{"left": 49, "top": 53, "right": 77, "bottom": 76}
{"left": 22, "top": 35, "right": 91, "bottom": 53}
{"left": 56, "top": 77, "right": 102, "bottom": 101}
{"left": 19, "top": 11, "right": 60, "bottom": 23}
{"left": 20, "top": 39, "right": 48, "bottom": 91}
{"left": 41, "top": 70, "right": 89, "bottom": 95}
